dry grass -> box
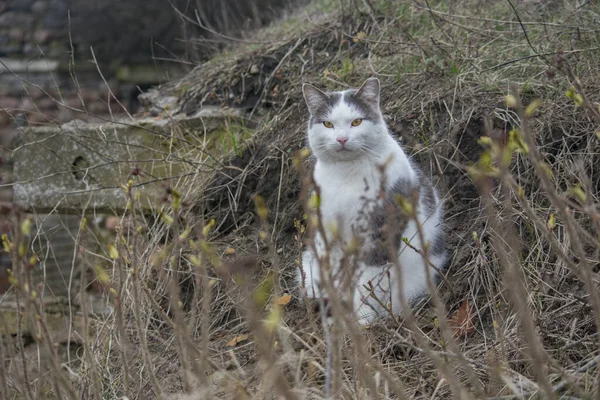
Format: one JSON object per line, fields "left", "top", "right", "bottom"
{"left": 2, "top": 0, "right": 600, "bottom": 398}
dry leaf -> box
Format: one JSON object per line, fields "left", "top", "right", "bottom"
{"left": 353, "top": 31, "right": 366, "bottom": 43}
{"left": 275, "top": 294, "right": 292, "bottom": 306}
{"left": 226, "top": 333, "right": 250, "bottom": 347}
{"left": 449, "top": 299, "right": 475, "bottom": 337}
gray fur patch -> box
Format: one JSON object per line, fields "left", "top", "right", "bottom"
{"left": 416, "top": 170, "right": 437, "bottom": 216}
{"left": 308, "top": 92, "right": 342, "bottom": 127}
{"left": 362, "top": 165, "right": 446, "bottom": 268}
{"left": 343, "top": 89, "right": 382, "bottom": 122}
{"left": 363, "top": 176, "right": 412, "bottom": 265}
{"left": 429, "top": 230, "right": 445, "bottom": 258}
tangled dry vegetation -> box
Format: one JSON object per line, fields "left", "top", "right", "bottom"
{"left": 3, "top": 0, "right": 600, "bottom": 398}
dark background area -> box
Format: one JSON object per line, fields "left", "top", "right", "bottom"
{"left": 1, "top": 0, "right": 304, "bottom": 66}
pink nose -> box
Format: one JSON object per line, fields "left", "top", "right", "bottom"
{"left": 337, "top": 137, "right": 348, "bottom": 145}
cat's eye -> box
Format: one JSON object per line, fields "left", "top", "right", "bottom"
{"left": 351, "top": 119, "right": 363, "bottom": 127}
{"left": 323, "top": 121, "right": 334, "bottom": 128}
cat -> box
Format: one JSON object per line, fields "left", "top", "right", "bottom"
{"left": 298, "top": 77, "right": 447, "bottom": 324}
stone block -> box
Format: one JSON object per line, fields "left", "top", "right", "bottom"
{"left": 6, "top": 0, "right": 35, "bottom": 12}
{"left": 0, "top": 111, "right": 12, "bottom": 127}
{"left": 0, "top": 96, "right": 19, "bottom": 109}
{"left": 35, "top": 96, "right": 58, "bottom": 110}
{"left": 32, "top": 0, "right": 48, "bottom": 13}
{"left": 87, "top": 100, "right": 109, "bottom": 114}
{"left": 42, "top": 2, "right": 68, "bottom": 29}
{"left": 0, "top": 58, "right": 59, "bottom": 73}
{"left": 64, "top": 95, "right": 84, "bottom": 109}
{"left": 12, "top": 106, "right": 247, "bottom": 213}
{"left": 0, "top": 12, "right": 34, "bottom": 29}
{"left": 8, "top": 27, "right": 24, "bottom": 41}
{"left": 0, "top": 44, "right": 22, "bottom": 56}
{"left": 32, "top": 28, "right": 52, "bottom": 43}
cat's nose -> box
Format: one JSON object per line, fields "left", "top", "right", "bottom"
{"left": 336, "top": 137, "right": 348, "bottom": 145}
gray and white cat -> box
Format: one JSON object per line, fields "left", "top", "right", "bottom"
{"left": 298, "top": 77, "right": 446, "bottom": 324}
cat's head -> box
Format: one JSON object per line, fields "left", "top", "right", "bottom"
{"left": 302, "top": 77, "right": 386, "bottom": 162}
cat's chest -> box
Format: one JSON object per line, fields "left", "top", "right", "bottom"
{"left": 314, "top": 164, "right": 379, "bottom": 235}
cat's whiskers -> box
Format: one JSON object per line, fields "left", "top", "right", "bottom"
{"left": 356, "top": 143, "right": 381, "bottom": 160}
{"left": 312, "top": 143, "right": 333, "bottom": 158}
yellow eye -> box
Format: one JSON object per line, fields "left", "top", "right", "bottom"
{"left": 323, "top": 121, "right": 334, "bottom": 128}
{"left": 351, "top": 119, "right": 363, "bottom": 127}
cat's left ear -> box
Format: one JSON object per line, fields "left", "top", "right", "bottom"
{"left": 355, "top": 77, "right": 380, "bottom": 106}
{"left": 302, "top": 83, "right": 330, "bottom": 116}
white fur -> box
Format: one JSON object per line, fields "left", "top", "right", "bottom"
{"left": 299, "top": 84, "right": 445, "bottom": 324}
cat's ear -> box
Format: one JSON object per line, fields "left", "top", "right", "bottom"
{"left": 302, "top": 83, "right": 329, "bottom": 116}
{"left": 355, "top": 77, "right": 380, "bottom": 106}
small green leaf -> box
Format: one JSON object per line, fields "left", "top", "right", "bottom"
{"left": 255, "top": 195, "right": 268, "bottom": 220}
{"left": 505, "top": 94, "right": 517, "bottom": 108}
{"left": 253, "top": 273, "right": 274, "bottom": 308}
{"left": 108, "top": 244, "right": 119, "bottom": 260}
{"left": 202, "top": 219, "right": 215, "bottom": 237}
{"left": 264, "top": 305, "right": 282, "bottom": 332}
{"left": 161, "top": 213, "right": 174, "bottom": 226}
{"left": 307, "top": 193, "right": 320, "bottom": 209}
{"left": 18, "top": 243, "right": 27, "bottom": 258}
{"left": 179, "top": 227, "right": 191, "bottom": 240}
{"left": 525, "top": 99, "right": 542, "bottom": 117}
{"left": 2, "top": 234, "right": 10, "bottom": 253}
{"left": 21, "top": 218, "right": 33, "bottom": 236}
{"left": 547, "top": 213, "right": 556, "bottom": 230}
{"left": 95, "top": 265, "right": 111, "bottom": 284}
{"left": 569, "top": 184, "right": 586, "bottom": 203}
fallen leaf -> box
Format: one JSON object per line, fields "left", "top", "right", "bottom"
{"left": 275, "top": 294, "right": 292, "bottom": 306}
{"left": 449, "top": 299, "right": 475, "bottom": 337}
{"left": 226, "top": 333, "right": 250, "bottom": 347}
{"left": 353, "top": 31, "right": 366, "bottom": 43}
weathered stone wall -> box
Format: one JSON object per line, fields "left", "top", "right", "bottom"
{"left": 0, "top": 0, "right": 304, "bottom": 299}
{"left": 0, "top": 0, "right": 189, "bottom": 298}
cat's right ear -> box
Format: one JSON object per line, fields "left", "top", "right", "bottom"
{"left": 355, "top": 77, "right": 380, "bottom": 107}
{"left": 302, "top": 84, "right": 329, "bottom": 116}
